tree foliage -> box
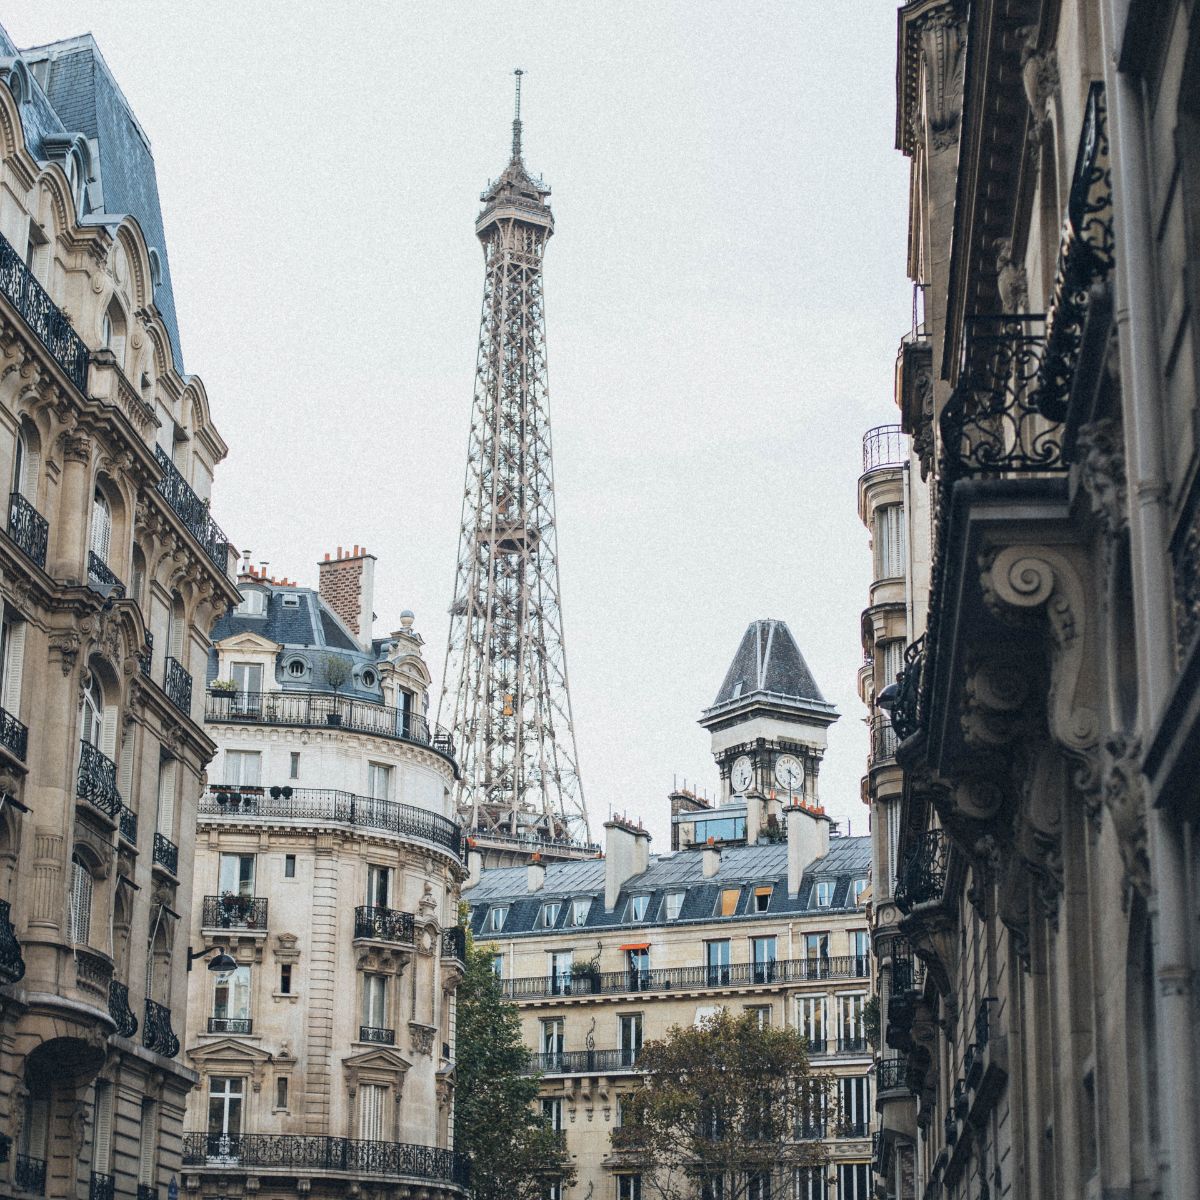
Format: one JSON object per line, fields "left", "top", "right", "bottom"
{"left": 614, "top": 1009, "right": 832, "bottom": 1200}
{"left": 456, "top": 932, "right": 575, "bottom": 1200}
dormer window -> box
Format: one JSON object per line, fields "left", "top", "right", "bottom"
{"left": 360, "top": 669, "right": 377, "bottom": 688}
{"left": 664, "top": 891, "right": 684, "bottom": 920}
{"left": 286, "top": 658, "right": 307, "bottom": 678}
{"left": 852, "top": 878, "right": 869, "bottom": 906}
{"left": 628, "top": 895, "right": 649, "bottom": 922}
{"left": 485, "top": 906, "right": 508, "bottom": 932}
{"left": 812, "top": 881, "right": 834, "bottom": 908}
{"left": 236, "top": 590, "right": 266, "bottom": 616}
{"left": 568, "top": 897, "right": 591, "bottom": 927}
{"left": 753, "top": 886, "right": 772, "bottom": 913}
{"left": 539, "top": 901, "right": 560, "bottom": 929}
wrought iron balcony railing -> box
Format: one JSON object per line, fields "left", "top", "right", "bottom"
{"left": 524, "top": 1047, "right": 643, "bottom": 1075}
{"left": 889, "top": 635, "right": 925, "bottom": 743}
{"left": 0, "top": 898, "right": 25, "bottom": 984}
{"left": 894, "top": 830, "right": 948, "bottom": 913}
{"left": 137, "top": 1187, "right": 160, "bottom": 1200}
{"left": 863, "top": 424, "right": 907, "bottom": 473}
{"left": 359, "top": 1025, "right": 395, "bottom": 1045}
{"left": 181, "top": 1132, "right": 468, "bottom": 1184}
{"left": 143, "top": 998, "right": 179, "bottom": 1058}
{"left": 208, "top": 1017, "right": 252, "bottom": 1035}
{"left": 1033, "top": 82, "right": 1114, "bottom": 422}
{"left": 152, "top": 446, "right": 230, "bottom": 574}
{"left": 0, "top": 706, "right": 28, "bottom": 763}
{"left": 876, "top": 1058, "right": 911, "bottom": 1093}
{"left": 205, "top": 690, "right": 456, "bottom": 762}
{"left": 808, "top": 1036, "right": 871, "bottom": 1057}
{"left": 118, "top": 805, "right": 138, "bottom": 845}
{"left": 15, "top": 1153, "right": 46, "bottom": 1195}
{"left": 87, "top": 551, "right": 126, "bottom": 599}
{"left": 108, "top": 978, "right": 138, "bottom": 1038}
{"left": 870, "top": 715, "right": 898, "bottom": 765}
{"left": 7, "top": 491, "right": 47, "bottom": 569}
{"left": 441, "top": 925, "right": 466, "bottom": 961}
{"left": 139, "top": 631, "right": 153, "bottom": 677}
{"left": 354, "top": 905, "right": 415, "bottom": 944}
{"left": 77, "top": 740, "right": 121, "bottom": 818}
{"left": 199, "top": 785, "right": 463, "bottom": 859}
{"left": 0, "top": 228, "right": 89, "bottom": 391}
{"left": 89, "top": 1170, "right": 115, "bottom": 1200}
{"left": 502, "top": 954, "right": 869, "bottom": 1000}
{"left": 153, "top": 832, "right": 178, "bottom": 875}
{"left": 202, "top": 894, "right": 268, "bottom": 931}
{"left": 163, "top": 656, "right": 192, "bottom": 715}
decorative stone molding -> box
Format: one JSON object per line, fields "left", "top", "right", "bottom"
{"left": 920, "top": 8, "right": 967, "bottom": 151}
{"left": 409, "top": 1021, "right": 437, "bottom": 1057}
{"left": 1020, "top": 30, "right": 1060, "bottom": 150}
{"left": 49, "top": 628, "right": 83, "bottom": 676}
{"left": 1101, "top": 732, "right": 1150, "bottom": 905}
{"left": 994, "top": 238, "right": 1029, "bottom": 314}
{"left": 1076, "top": 418, "right": 1128, "bottom": 541}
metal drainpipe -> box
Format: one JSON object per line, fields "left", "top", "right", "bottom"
{"left": 1098, "top": 4, "right": 1197, "bottom": 1196}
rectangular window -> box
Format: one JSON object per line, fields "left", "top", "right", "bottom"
{"left": 137, "top": 1100, "right": 157, "bottom": 1186}
{"left": 664, "top": 891, "right": 684, "bottom": 920}
{"left": 1, "top": 611, "right": 25, "bottom": 718}
{"left": 812, "top": 881, "right": 834, "bottom": 908}
{"left": 628, "top": 894, "right": 649, "bottom": 921}
{"left": 289, "top": 751, "right": 300, "bottom": 779}
{"left": 486, "top": 906, "right": 507, "bottom": 932}
{"left": 796, "top": 995, "right": 826, "bottom": 1054}
{"left": 837, "top": 1162, "right": 870, "bottom": 1200}
{"left": 365, "top": 864, "right": 390, "bottom": 908}
{"left": 718, "top": 888, "right": 740, "bottom": 917}
{"left": 745, "top": 1004, "right": 771, "bottom": 1028}
{"left": 568, "top": 896, "right": 591, "bottom": 926}
{"left": 795, "top": 1167, "right": 827, "bottom": 1200}
{"left": 275, "top": 1077, "right": 289, "bottom": 1110}
{"left": 838, "top": 994, "right": 866, "bottom": 1051}
{"left": 231, "top": 661, "right": 263, "bottom": 693}
{"left": 548, "top": 950, "right": 573, "bottom": 995}
{"left": 803, "top": 932, "right": 829, "bottom": 961}
{"left": 874, "top": 504, "right": 906, "bottom": 578}
{"left": 224, "top": 749, "right": 261, "bottom": 787}
{"left": 705, "top": 940, "right": 731, "bottom": 986}
{"left": 747, "top": 1174, "right": 771, "bottom": 1200}
{"left": 619, "top": 1013, "right": 643, "bottom": 1064}
{"left": 751, "top": 935, "right": 777, "bottom": 983}
{"left": 280, "top": 964, "right": 292, "bottom": 994}
{"left": 540, "top": 901, "right": 561, "bottom": 928}
{"left": 627, "top": 947, "right": 650, "bottom": 989}
{"left": 362, "top": 975, "right": 388, "bottom": 1029}
{"left": 367, "top": 761, "right": 393, "bottom": 800}
{"left": 617, "top": 1177, "right": 642, "bottom": 1200}
{"left": 838, "top": 1077, "right": 871, "bottom": 1137}
{"left": 851, "top": 878, "right": 868, "bottom": 906}
{"left": 92, "top": 1080, "right": 113, "bottom": 1174}
{"left": 218, "top": 853, "right": 256, "bottom": 896}
{"left": 541, "top": 1097, "right": 563, "bottom": 1131}
{"left": 694, "top": 815, "right": 745, "bottom": 842}
{"left": 207, "top": 1076, "right": 244, "bottom": 1138}
{"left": 156, "top": 757, "right": 177, "bottom": 839}
{"left": 851, "top": 930, "right": 870, "bottom": 976}
{"left": 753, "top": 886, "right": 772, "bottom": 913}
{"left": 284, "top": 854, "right": 296, "bottom": 879}
{"left": 541, "top": 1018, "right": 564, "bottom": 1057}
{"left": 69, "top": 856, "right": 93, "bottom": 946}
{"left": 881, "top": 639, "right": 905, "bottom": 690}
{"left": 214, "top": 966, "right": 251, "bottom": 1020}
{"left": 359, "top": 1082, "right": 386, "bottom": 1141}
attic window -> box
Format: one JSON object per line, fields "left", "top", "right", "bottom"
{"left": 852, "top": 878, "right": 869, "bottom": 906}
{"left": 718, "top": 889, "right": 740, "bottom": 917}
{"left": 360, "top": 669, "right": 377, "bottom": 688}
{"left": 286, "top": 658, "right": 307, "bottom": 678}
{"left": 664, "top": 891, "right": 684, "bottom": 920}
{"left": 753, "top": 886, "right": 772, "bottom": 913}
{"left": 812, "top": 881, "right": 834, "bottom": 908}
{"left": 281, "top": 595, "right": 301, "bottom": 608}
{"left": 485, "top": 906, "right": 508, "bottom": 932}
{"left": 236, "top": 590, "right": 266, "bottom": 616}
{"left": 628, "top": 895, "right": 650, "bottom": 922}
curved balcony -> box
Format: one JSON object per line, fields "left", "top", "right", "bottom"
{"left": 163, "top": 656, "right": 192, "bottom": 715}
{"left": 205, "top": 689, "right": 456, "bottom": 767}
{"left": 181, "top": 1132, "right": 467, "bottom": 1187}
{"left": 143, "top": 998, "right": 179, "bottom": 1058}
{"left": 441, "top": 926, "right": 466, "bottom": 962}
{"left": 894, "top": 830, "right": 948, "bottom": 913}
{"left": 863, "top": 424, "right": 907, "bottom": 474}
{"left": 869, "top": 715, "right": 898, "bottom": 766}
{"left": 15, "top": 1153, "right": 46, "bottom": 1195}
{"left": 77, "top": 741, "right": 121, "bottom": 819}
{"left": 198, "top": 785, "right": 463, "bottom": 860}
{"left": 87, "top": 551, "right": 125, "bottom": 599}
{"left": 108, "top": 979, "right": 138, "bottom": 1038}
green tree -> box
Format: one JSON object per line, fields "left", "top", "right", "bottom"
{"left": 456, "top": 932, "right": 575, "bottom": 1199}
{"left": 614, "top": 1009, "right": 832, "bottom": 1200}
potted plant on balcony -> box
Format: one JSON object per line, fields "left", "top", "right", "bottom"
{"left": 209, "top": 678, "right": 236, "bottom": 717}
{"left": 571, "top": 958, "right": 601, "bottom": 994}
{"left": 219, "top": 891, "right": 251, "bottom": 925}
{"left": 322, "top": 654, "right": 350, "bottom": 725}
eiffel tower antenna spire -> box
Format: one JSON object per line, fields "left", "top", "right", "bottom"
{"left": 440, "top": 81, "right": 593, "bottom": 864}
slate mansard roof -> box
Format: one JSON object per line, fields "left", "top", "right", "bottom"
{"left": 466, "top": 836, "right": 871, "bottom": 937}
{"left": 209, "top": 583, "right": 404, "bottom": 704}
{"left": 0, "top": 27, "right": 186, "bottom": 369}
{"left": 713, "top": 619, "right": 827, "bottom": 708}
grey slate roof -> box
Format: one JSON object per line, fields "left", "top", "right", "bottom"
{"left": 465, "top": 836, "right": 871, "bottom": 936}
{"left": 0, "top": 27, "right": 186, "bottom": 371}
{"left": 713, "top": 619, "right": 826, "bottom": 707}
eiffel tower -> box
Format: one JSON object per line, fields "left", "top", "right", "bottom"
{"left": 439, "top": 72, "right": 592, "bottom": 863}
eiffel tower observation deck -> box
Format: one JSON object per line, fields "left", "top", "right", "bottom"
{"left": 440, "top": 72, "right": 595, "bottom": 866}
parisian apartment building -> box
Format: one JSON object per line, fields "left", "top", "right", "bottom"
{"left": 863, "top": 5, "right": 1200, "bottom": 1200}
{"left": 466, "top": 620, "right": 877, "bottom": 1200}
{"left": 0, "top": 26, "right": 241, "bottom": 1200}
{"left": 180, "top": 548, "right": 468, "bottom": 1198}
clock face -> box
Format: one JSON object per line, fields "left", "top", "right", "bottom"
{"left": 775, "top": 754, "right": 804, "bottom": 791}
{"left": 730, "top": 755, "right": 754, "bottom": 792}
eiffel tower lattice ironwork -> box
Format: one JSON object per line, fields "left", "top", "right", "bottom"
{"left": 439, "top": 72, "right": 591, "bottom": 853}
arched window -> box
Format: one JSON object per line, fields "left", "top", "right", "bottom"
{"left": 101, "top": 299, "right": 127, "bottom": 368}
{"left": 69, "top": 854, "right": 93, "bottom": 945}
{"left": 167, "top": 594, "right": 186, "bottom": 661}
{"left": 91, "top": 486, "right": 112, "bottom": 566}
{"left": 81, "top": 675, "right": 104, "bottom": 747}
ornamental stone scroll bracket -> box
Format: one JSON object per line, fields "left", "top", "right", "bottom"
{"left": 979, "top": 544, "right": 1101, "bottom": 768}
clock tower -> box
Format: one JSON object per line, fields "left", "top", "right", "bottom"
{"left": 700, "top": 618, "right": 839, "bottom": 808}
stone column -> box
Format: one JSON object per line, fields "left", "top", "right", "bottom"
{"left": 303, "top": 838, "right": 338, "bottom": 1134}
{"left": 49, "top": 432, "right": 92, "bottom": 581}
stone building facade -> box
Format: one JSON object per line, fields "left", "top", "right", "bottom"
{"left": 866, "top": 4, "right": 1200, "bottom": 1200}
{"left": 181, "top": 553, "right": 468, "bottom": 1198}
{"left": 466, "top": 621, "right": 877, "bottom": 1200}
{"left": 0, "top": 26, "right": 239, "bottom": 1200}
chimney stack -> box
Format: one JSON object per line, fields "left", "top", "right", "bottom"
{"left": 702, "top": 843, "right": 721, "bottom": 877}
{"left": 604, "top": 817, "right": 651, "bottom": 911}
{"left": 786, "top": 802, "right": 831, "bottom": 896}
{"left": 527, "top": 857, "right": 545, "bottom": 893}
{"left": 317, "top": 546, "right": 377, "bottom": 650}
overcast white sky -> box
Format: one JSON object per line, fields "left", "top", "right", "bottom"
{"left": 7, "top": 3, "right": 911, "bottom": 849}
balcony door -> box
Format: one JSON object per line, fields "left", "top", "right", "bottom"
{"left": 619, "top": 1013, "right": 643, "bottom": 1066}
{"left": 796, "top": 995, "right": 826, "bottom": 1054}
{"left": 231, "top": 662, "right": 263, "bottom": 714}
{"left": 366, "top": 865, "right": 391, "bottom": 909}
{"left": 213, "top": 966, "right": 251, "bottom": 1030}
{"left": 359, "top": 1082, "right": 387, "bottom": 1141}
{"left": 207, "top": 1076, "right": 243, "bottom": 1159}
{"left": 626, "top": 948, "right": 650, "bottom": 991}
{"left": 838, "top": 993, "right": 866, "bottom": 1052}
{"left": 751, "top": 935, "right": 777, "bottom": 983}
{"left": 541, "top": 1017, "right": 564, "bottom": 1066}
{"left": 219, "top": 853, "right": 255, "bottom": 898}
{"left": 548, "top": 950, "right": 572, "bottom": 995}
{"left": 705, "top": 940, "right": 731, "bottom": 986}
{"left": 838, "top": 1075, "right": 870, "bottom": 1137}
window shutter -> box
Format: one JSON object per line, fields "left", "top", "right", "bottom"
{"left": 70, "top": 858, "right": 93, "bottom": 946}
{"left": 138, "top": 1101, "right": 156, "bottom": 1185}
{"left": 881, "top": 639, "right": 904, "bottom": 689}
{"left": 91, "top": 493, "right": 112, "bottom": 563}
{"left": 359, "top": 1083, "right": 385, "bottom": 1141}
{"left": 25, "top": 1097, "right": 48, "bottom": 1158}
{"left": 93, "top": 1081, "right": 113, "bottom": 1172}
{"left": 157, "top": 759, "right": 177, "bottom": 838}
{"left": 101, "top": 701, "right": 118, "bottom": 762}
{"left": 2, "top": 620, "right": 25, "bottom": 717}
{"left": 118, "top": 731, "right": 135, "bottom": 805}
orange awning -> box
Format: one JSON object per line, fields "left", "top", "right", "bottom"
{"left": 620, "top": 942, "right": 651, "bottom": 951}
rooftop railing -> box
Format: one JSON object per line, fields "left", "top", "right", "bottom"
{"left": 0, "top": 229, "right": 88, "bottom": 392}
{"left": 205, "top": 690, "right": 456, "bottom": 763}
{"left": 181, "top": 1132, "right": 468, "bottom": 1185}
{"left": 198, "top": 785, "right": 463, "bottom": 860}
{"left": 863, "top": 424, "right": 907, "bottom": 473}
{"left": 152, "top": 446, "right": 230, "bottom": 575}
{"left": 502, "top": 955, "right": 869, "bottom": 1001}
